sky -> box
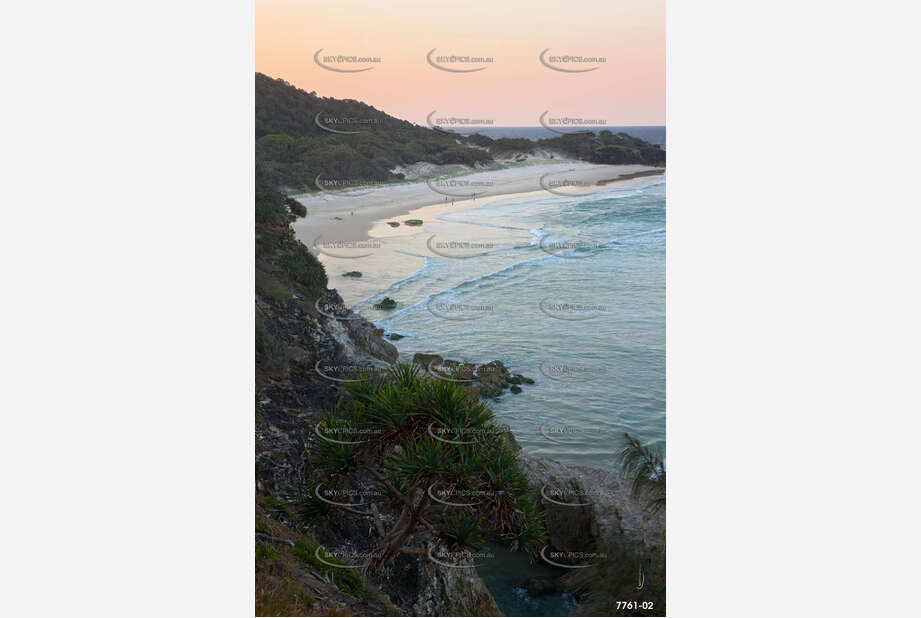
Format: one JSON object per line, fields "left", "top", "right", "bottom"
{"left": 256, "top": 0, "right": 664, "bottom": 126}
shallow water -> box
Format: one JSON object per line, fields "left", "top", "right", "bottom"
{"left": 475, "top": 540, "right": 576, "bottom": 616}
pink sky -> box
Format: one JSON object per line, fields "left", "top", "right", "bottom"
{"left": 256, "top": 0, "right": 664, "bottom": 126}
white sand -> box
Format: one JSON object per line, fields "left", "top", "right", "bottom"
{"left": 291, "top": 161, "right": 664, "bottom": 251}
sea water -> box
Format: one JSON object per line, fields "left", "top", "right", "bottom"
{"left": 345, "top": 175, "right": 666, "bottom": 469}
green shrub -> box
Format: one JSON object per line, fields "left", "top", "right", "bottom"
{"left": 386, "top": 436, "right": 456, "bottom": 480}
{"left": 263, "top": 494, "right": 292, "bottom": 520}
{"left": 320, "top": 363, "right": 549, "bottom": 567}
{"left": 294, "top": 473, "right": 333, "bottom": 524}
{"left": 278, "top": 242, "right": 327, "bottom": 291}
{"left": 312, "top": 414, "right": 358, "bottom": 473}
{"left": 415, "top": 378, "right": 494, "bottom": 432}
{"left": 439, "top": 515, "right": 484, "bottom": 552}
{"left": 292, "top": 542, "right": 365, "bottom": 596}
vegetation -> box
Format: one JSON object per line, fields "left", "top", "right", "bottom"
{"left": 439, "top": 514, "right": 485, "bottom": 552}
{"left": 618, "top": 433, "right": 666, "bottom": 515}
{"left": 256, "top": 497, "right": 363, "bottom": 616}
{"left": 256, "top": 73, "right": 663, "bottom": 198}
{"left": 255, "top": 164, "right": 328, "bottom": 319}
{"left": 256, "top": 73, "right": 492, "bottom": 191}
{"left": 308, "top": 363, "right": 548, "bottom": 569}
{"left": 467, "top": 129, "right": 665, "bottom": 165}
{"left": 291, "top": 542, "right": 366, "bottom": 597}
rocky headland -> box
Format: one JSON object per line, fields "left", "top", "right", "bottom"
{"left": 256, "top": 284, "right": 664, "bottom": 616}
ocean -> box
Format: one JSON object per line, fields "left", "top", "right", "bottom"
{"left": 344, "top": 172, "right": 666, "bottom": 470}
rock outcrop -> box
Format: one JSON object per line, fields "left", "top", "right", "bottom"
{"left": 257, "top": 288, "right": 509, "bottom": 616}
{"left": 411, "top": 557, "right": 504, "bottom": 616}
{"left": 410, "top": 355, "right": 534, "bottom": 400}
{"left": 517, "top": 451, "right": 665, "bottom": 556}
{"left": 517, "top": 453, "right": 598, "bottom": 555}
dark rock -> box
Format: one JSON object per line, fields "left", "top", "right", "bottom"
{"left": 374, "top": 297, "right": 397, "bottom": 310}
{"left": 516, "top": 454, "right": 597, "bottom": 555}
{"left": 441, "top": 359, "right": 476, "bottom": 381}
{"left": 342, "top": 271, "right": 362, "bottom": 277}
{"left": 388, "top": 333, "right": 405, "bottom": 340}
{"left": 517, "top": 452, "right": 666, "bottom": 565}
{"left": 475, "top": 360, "right": 510, "bottom": 398}
{"left": 412, "top": 353, "right": 443, "bottom": 370}
{"left": 386, "top": 221, "right": 400, "bottom": 227}
{"left": 510, "top": 385, "right": 522, "bottom": 394}
{"left": 286, "top": 346, "right": 310, "bottom": 365}
{"left": 496, "top": 424, "right": 521, "bottom": 452}
{"left": 409, "top": 548, "right": 503, "bottom": 616}
{"left": 404, "top": 219, "right": 423, "bottom": 226}
{"left": 525, "top": 577, "right": 559, "bottom": 597}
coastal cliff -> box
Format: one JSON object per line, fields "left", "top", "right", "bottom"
{"left": 256, "top": 279, "right": 507, "bottom": 616}
{"left": 255, "top": 74, "right": 665, "bottom": 616}
{"left": 257, "top": 276, "right": 664, "bottom": 615}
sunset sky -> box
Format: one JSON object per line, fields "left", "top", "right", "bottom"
{"left": 256, "top": 0, "right": 664, "bottom": 126}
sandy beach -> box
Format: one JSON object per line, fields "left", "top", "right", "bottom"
{"left": 291, "top": 160, "right": 664, "bottom": 252}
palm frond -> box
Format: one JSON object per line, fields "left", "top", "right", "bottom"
{"left": 617, "top": 432, "right": 665, "bottom": 514}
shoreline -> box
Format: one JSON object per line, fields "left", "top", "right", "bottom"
{"left": 302, "top": 161, "right": 665, "bottom": 308}
{"left": 292, "top": 161, "right": 664, "bottom": 251}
